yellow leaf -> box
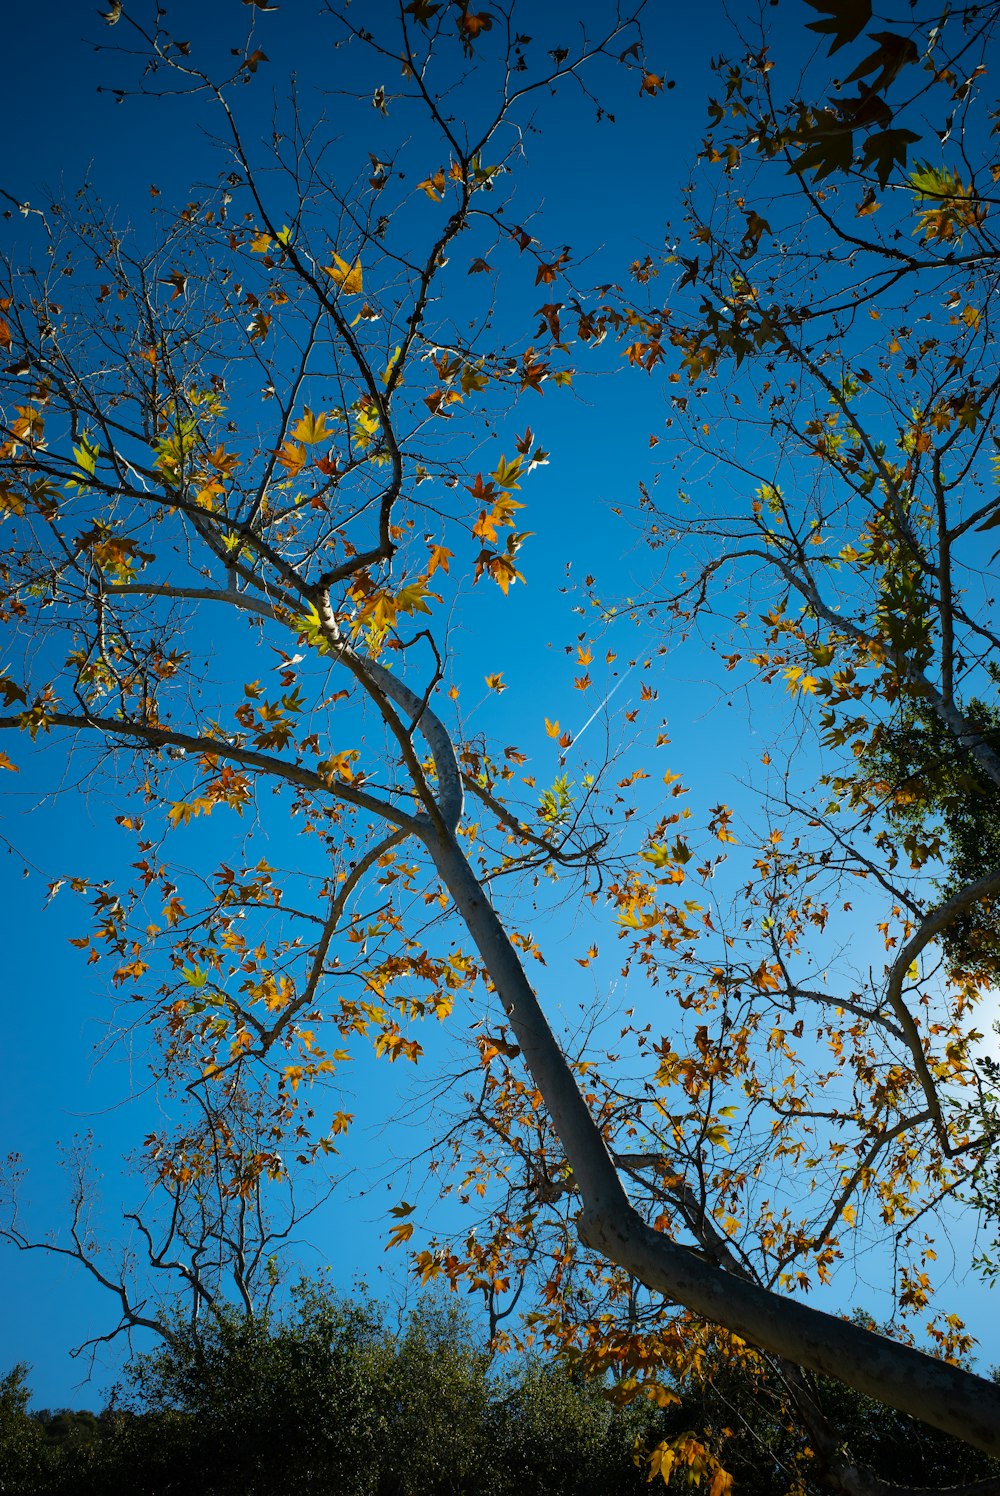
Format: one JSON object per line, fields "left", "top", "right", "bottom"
{"left": 323, "top": 253, "right": 363, "bottom": 294}
{"left": 709, "top": 1467, "right": 734, "bottom": 1496}
{"left": 382, "top": 346, "right": 402, "bottom": 386}
{"left": 544, "top": 717, "right": 560, "bottom": 738}
{"left": 274, "top": 440, "right": 308, "bottom": 476}
{"left": 291, "top": 407, "right": 332, "bottom": 445}
{"left": 385, "top": 1220, "right": 414, "bottom": 1250}
{"left": 0, "top": 750, "right": 18, "bottom": 772}
{"left": 318, "top": 750, "right": 360, "bottom": 783}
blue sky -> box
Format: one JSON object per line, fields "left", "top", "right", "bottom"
{"left": 2, "top": 0, "right": 997, "bottom": 1411}
{"left": 0, "top": 0, "right": 720, "bottom": 1408}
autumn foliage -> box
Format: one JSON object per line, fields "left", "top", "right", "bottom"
{"left": 4, "top": 1, "right": 1000, "bottom": 1488}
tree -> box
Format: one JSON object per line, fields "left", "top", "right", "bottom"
{"left": 3, "top": 2, "right": 1000, "bottom": 1489}
{"left": 0, "top": 1289, "right": 655, "bottom": 1496}
{"left": 0, "top": 1364, "right": 45, "bottom": 1493}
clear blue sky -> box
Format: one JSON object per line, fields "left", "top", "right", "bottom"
{"left": 2, "top": 0, "right": 995, "bottom": 1411}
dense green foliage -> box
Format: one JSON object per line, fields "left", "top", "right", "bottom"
{"left": 859, "top": 698, "right": 1000, "bottom": 980}
{"left": 1, "top": 1291, "right": 647, "bottom": 1496}
{"left": 2, "top": 1289, "right": 996, "bottom": 1495}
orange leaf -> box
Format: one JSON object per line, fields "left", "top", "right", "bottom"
{"left": 416, "top": 169, "right": 447, "bottom": 201}
{"left": 426, "top": 543, "right": 453, "bottom": 576}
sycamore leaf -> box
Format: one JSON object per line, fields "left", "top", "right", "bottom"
{"left": 416, "top": 169, "right": 446, "bottom": 201}
{"left": 491, "top": 453, "right": 523, "bottom": 490}
{"left": 404, "top": 1, "right": 440, "bottom": 22}
{"left": 803, "top": 0, "right": 871, "bottom": 54}
{"left": 318, "top": 750, "right": 360, "bottom": 783}
{"left": 460, "top": 363, "right": 489, "bottom": 396}
{"left": 385, "top": 1221, "right": 414, "bottom": 1250}
{"left": 323, "top": 254, "right": 363, "bottom": 294}
{"left": 394, "top": 580, "right": 436, "bottom": 616}
{"left": 791, "top": 111, "right": 855, "bottom": 180}
{"left": 426, "top": 543, "right": 453, "bottom": 576}
{"left": 909, "top": 162, "right": 986, "bottom": 242}
{"left": 479, "top": 1034, "right": 521, "bottom": 1060}
{"left": 0, "top": 750, "right": 18, "bottom": 772}
{"left": 275, "top": 440, "right": 308, "bottom": 476}
{"left": 457, "top": 8, "right": 492, "bottom": 46}
{"left": 292, "top": 407, "right": 332, "bottom": 445}
{"left": 843, "top": 30, "right": 918, "bottom": 94}
{"left": 752, "top": 961, "right": 782, "bottom": 992}
{"left": 247, "top": 310, "right": 271, "bottom": 341}
{"left": 167, "top": 797, "right": 214, "bottom": 828}
{"left": 472, "top": 494, "right": 525, "bottom": 543}
{"left": 862, "top": 127, "right": 921, "bottom": 189}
